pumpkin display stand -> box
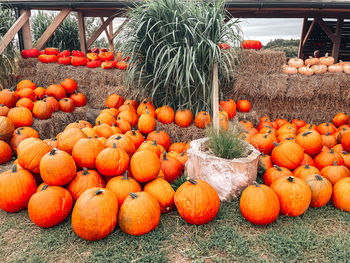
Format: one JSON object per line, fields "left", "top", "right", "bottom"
{"left": 185, "top": 138, "right": 260, "bottom": 201}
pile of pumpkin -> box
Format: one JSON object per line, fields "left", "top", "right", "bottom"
{"left": 0, "top": 93, "right": 230, "bottom": 240}
{"left": 239, "top": 112, "right": 350, "bottom": 225}
{"left": 282, "top": 53, "right": 350, "bottom": 75}
{"left": 21, "top": 47, "right": 129, "bottom": 70}
{"left": 0, "top": 79, "right": 86, "bottom": 126}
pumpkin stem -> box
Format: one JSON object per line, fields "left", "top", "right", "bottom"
{"left": 132, "top": 129, "right": 137, "bottom": 136}
{"left": 11, "top": 165, "right": 17, "bottom": 173}
{"left": 49, "top": 148, "right": 57, "bottom": 155}
{"left": 145, "top": 106, "right": 149, "bottom": 114}
{"left": 115, "top": 136, "right": 122, "bottom": 140}
{"left": 152, "top": 140, "right": 157, "bottom": 146}
{"left": 180, "top": 151, "right": 186, "bottom": 156}
{"left": 287, "top": 176, "right": 294, "bottom": 183}
{"left": 88, "top": 136, "right": 92, "bottom": 139}
{"left": 0, "top": 104, "right": 4, "bottom": 106}
{"left": 122, "top": 171, "right": 129, "bottom": 180}
{"left": 51, "top": 137, "right": 57, "bottom": 141}
{"left": 16, "top": 129, "right": 21, "bottom": 135}
{"left": 302, "top": 131, "right": 312, "bottom": 136}
{"left": 334, "top": 161, "right": 338, "bottom": 166}
{"left": 97, "top": 120, "right": 101, "bottom": 125}
{"left": 325, "top": 132, "right": 331, "bottom": 136}
{"left": 274, "top": 165, "right": 282, "bottom": 171}
{"left": 305, "top": 164, "right": 310, "bottom": 169}
{"left": 95, "top": 189, "right": 104, "bottom": 195}
{"left": 342, "top": 151, "right": 349, "bottom": 155}
{"left": 188, "top": 178, "right": 197, "bottom": 184}
{"left": 315, "top": 174, "right": 323, "bottom": 181}
{"left": 261, "top": 153, "right": 266, "bottom": 157}
{"left": 129, "top": 192, "right": 138, "bottom": 199}
{"left": 163, "top": 151, "right": 168, "bottom": 160}
{"left": 263, "top": 133, "right": 268, "bottom": 139}
{"left": 113, "top": 143, "right": 117, "bottom": 148}
{"left": 253, "top": 181, "right": 260, "bottom": 187}
{"left": 330, "top": 148, "right": 334, "bottom": 154}
{"left": 82, "top": 167, "right": 89, "bottom": 175}
{"left": 273, "top": 142, "right": 279, "bottom": 147}
{"left": 41, "top": 184, "right": 49, "bottom": 191}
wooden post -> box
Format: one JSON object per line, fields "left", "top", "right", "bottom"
{"left": 34, "top": 8, "right": 72, "bottom": 50}
{"left": 20, "top": 9, "right": 32, "bottom": 49}
{"left": 298, "top": 18, "right": 308, "bottom": 58}
{"left": 78, "top": 12, "right": 87, "bottom": 54}
{"left": 302, "top": 19, "right": 316, "bottom": 48}
{"left": 100, "top": 17, "right": 114, "bottom": 52}
{"left": 0, "top": 10, "right": 30, "bottom": 55}
{"left": 212, "top": 62, "right": 219, "bottom": 133}
{"left": 87, "top": 15, "right": 115, "bottom": 48}
{"left": 332, "top": 18, "right": 344, "bottom": 62}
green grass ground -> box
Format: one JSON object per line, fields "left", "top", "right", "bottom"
{"left": 1, "top": 163, "right": 350, "bottom": 263}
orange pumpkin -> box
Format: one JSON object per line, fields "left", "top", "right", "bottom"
{"left": 0, "top": 140, "right": 12, "bottom": 164}
{"left": 333, "top": 112, "right": 349, "bottom": 128}
{"left": 146, "top": 130, "right": 171, "bottom": 150}
{"left": 72, "top": 188, "right": 119, "bottom": 240}
{"left": 95, "top": 113, "right": 116, "bottom": 126}
{"left": 96, "top": 143, "right": 130, "bottom": 176}
{"left": 72, "top": 137, "right": 105, "bottom": 169}
{"left": 17, "top": 79, "right": 36, "bottom": 91}
{"left": 240, "top": 182, "right": 280, "bottom": 225}
{"left": 174, "top": 178, "right": 220, "bottom": 225}
{"left": 0, "top": 104, "right": 9, "bottom": 116}
{"left": 236, "top": 100, "right": 251, "bottom": 112}
{"left": 118, "top": 192, "right": 161, "bottom": 235}
{"left": 57, "top": 128, "right": 87, "bottom": 155}
{"left": 137, "top": 99, "right": 156, "bottom": 117}
{"left": 160, "top": 152, "right": 183, "bottom": 182}
{"left": 314, "top": 148, "right": 344, "bottom": 170}
{"left": 175, "top": 109, "right": 193, "bottom": 127}
{"left": 332, "top": 177, "right": 350, "bottom": 212}
{"left": 67, "top": 168, "right": 106, "bottom": 201}
{"left": 0, "top": 165, "right": 37, "bottom": 212}
{"left": 106, "top": 134, "right": 135, "bottom": 156}
{"left": 106, "top": 94, "right": 124, "bottom": 109}
{"left": 271, "top": 141, "right": 304, "bottom": 170}
{"left": 263, "top": 165, "right": 293, "bottom": 186}
{"left": 7, "top": 106, "right": 33, "bottom": 127}
{"left": 295, "top": 130, "right": 323, "bottom": 156}
{"left": 219, "top": 99, "right": 236, "bottom": 120}
{"left": 10, "top": 129, "right": 30, "bottom": 153}
{"left": 250, "top": 133, "right": 276, "bottom": 155}
{"left": 300, "top": 153, "right": 315, "bottom": 166}
{"left": 194, "top": 111, "right": 211, "bottom": 129}
{"left": 317, "top": 122, "right": 337, "bottom": 135}
{"left": 157, "top": 105, "right": 175, "bottom": 124}
{"left": 270, "top": 176, "right": 311, "bottom": 217}
{"left": 138, "top": 107, "right": 156, "bottom": 134}
{"left": 0, "top": 116, "right": 15, "bottom": 141}
{"left": 0, "top": 89, "right": 18, "bottom": 108}
{"left": 169, "top": 142, "right": 186, "bottom": 153}
{"left": 293, "top": 164, "right": 320, "bottom": 181}
{"left": 28, "top": 185, "right": 73, "bottom": 228}
{"left": 130, "top": 150, "right": 160, "bottom": 183}
{"left": 125, "top": 129, "right": 144, "bottom": 149}
{"left": 32, "top": 100, "right": 52, "bottom": 120}
{"left": 320, "top": 161, "right": 350, "bottom": 185}
{"left": 16, "top": 98, "right": 34, "bottom": 111}
{"left": 60, "top": 78, "right": 77, "bottom": 94}
{"left": 304, "top": 174, "right": 332, "bottom": 208}
{"left": 321, "top": 132, "right": 338, "bottom": 149}
{"left": 46, "top": 84, "right": 67, "bottom": 101}
{"left": 144, "top": 177, "right": 175, "bottom": 213}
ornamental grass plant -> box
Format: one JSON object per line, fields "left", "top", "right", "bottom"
{"left": 121, "top": 0, "right": 242, "bottom": 114}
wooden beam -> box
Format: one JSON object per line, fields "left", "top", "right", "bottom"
{"left": 315, "top": 17, "right": 336, "bottom": 42}
{"left": 302, "top": 19, "right": 316, "bottom": 47}
{"left": 332, "top": 18, "right": 344, "bottom": 62}
{"left": 100, "top": 17, "right": 114, "bottom": 52}
{"left": 20, "top": 9, "right": 32, "bottom": 50}
{"left": 0, "top": 10, "right": 30, "bottom": 55}
{"left": 34, "top": 8, "right": 72, "bottom": 50}
{"left": 78, "top": 11, "right": 87, "bottom": 54}
{"left": 87, "top": 15, "right": 115, "bottom": 48}
{"left": 111, "top": 19, "right": 129, "bottom": 40}
{"left": 298, "top": 18, "right": 308, "bottom": 58}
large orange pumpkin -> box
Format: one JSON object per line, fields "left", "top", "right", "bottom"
{"left": 130, "top": 150, "right": 160, "bottom": 183}
{"left": 175, "top": 109, "right": 193, "bottom": 127}
{"left": 314, "top": 148, "right": 344, "bottom": 170}
{"left": 40, "top": 148, "right": 77, "bottom": 186}
{"left": 105, "top": 134, "right": 135, "bottom": 156}
{"left": 144, "top": 177, "right": 175, "bottom": 213}
{"left": 146, "top": 130, "right": 171, "bottom": 150}
{"left": 0, "top": 89, "right": 18, "bottom": 108}
{"left": 72, "top": 188, "right": 118, "bottom": 240}
{"left": 304, "top": 174, "right": 332, "bottom": 208}
{"left": 106, "top": 172, "right": 142, "bottom": 207}
{"left": 270, "top": 176, "right": 311, "bottom": 217}
{"left": 46, "top": 84, "right": 67, "bottom": 101}
{"left": 7, "top": 106, "right": 33, "bottom": 127}
{"left": 138, "top": 107, "right": 156, "bottom": 134}
{"left": 293, "top": 164, "right": 320, "bottom": 181}
{"left": 320, "top": 161, "right": 350, "bottom": 185}
{"left": 67, "top": 168, "right": 106, "bottom": 201}
{"left": 271, "top": 141, "right": 304, "bottom": 170}
{"left": 72, "top": 137, "right": 105, "bottom": 169}
{"left": 60, "top": 78, "right": 77, "bottom": 94}
{"left": 240, "top": 182, "right": 280, "bottom": 225}
{"left": 332, "top": 177, "right": 350, "bottom": 212}
{"left": 174, "top": 178, "right": 220, "bottom": 225}
{"left": 96, "top": 143, "right": 130, "bottom": 176}
{"left": 17, "top": 138, "right": 52, "bottom": 173}
{"left": 0, "top": 165, "right": 37, "bottom": 212}
{"left": 125, "top": 129, "right": 144, "bottom": 149}
{"left": 32, "top": 100, "right": 52, "bottom": 120}
{"left": 106, "top": 94, "right": 124, "bottom": 109}
{"left": 118, "top": 192, "right": 160, "bottom": 235}
{"left": 295, "top": 130, "right": 323, "bottom": 156}
{"left": 57, "top": 128, "right": 87, "bottom": 155}
{"left": 28, "top": 185, "right": 73, "bottom": 228}
{"left": 250, "top": 133, "right": 276, "bottom": 155}
{"left": 156, "top": 105, "right": 175, "bottom": 124}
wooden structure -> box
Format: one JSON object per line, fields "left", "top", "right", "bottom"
{"left": 1, "top": 0, "right": 350, "bottom": 60}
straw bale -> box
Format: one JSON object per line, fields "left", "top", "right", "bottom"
{"left": 32, "top": 107, "right": 88, "bottom": 139}
{"left": 156, "top": 121, "right": 206, "bottom": 143}
{"left": 236, "top": 49, "right": 286, "bottom": 75}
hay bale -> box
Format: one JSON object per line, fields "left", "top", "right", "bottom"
{"left": 236, "top": 49, "right": 286, "bottom": 75}
{"left": 156, "top": 121, "right": 206, "bottom": 143}
{"left": 33, "top": 107, "right": 88, "bottom": 139}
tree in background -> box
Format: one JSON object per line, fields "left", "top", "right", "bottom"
{"left": 263, "top": 39, "right": 299, "bottom": 58}
{"left": 0, "top": 6, "right": 18, "bottom": 89}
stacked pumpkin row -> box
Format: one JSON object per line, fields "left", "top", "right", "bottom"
{"left": 0, "top": 115, "right": 221, "bottom": 240}
{"left": 239, "top": 112, "right": 350, "bottom": 225}
{"left": 22, "top": 47, "right": 129, "bottom": 70}
{"left": 105, "top": 95, "right": 251, "bottom": 132}
{"left": 283, "top": 53, "right": 350, "bottom": 75}
{"left": 0, "top": 79, "right": 86, "bottom": 122}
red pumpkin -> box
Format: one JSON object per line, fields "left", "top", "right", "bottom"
{"left": 71, "top": 50, "right": 84, "bottom": 57}
{"left": 241, "top": 40, "right": 262, "bottom": 50}
{"left": 219, "top": 99, "right": 236, "bottom": 120}
{"left": 71, "top": 56, "right": 87, "bottom": 67}
{"left": 28, "top": 185, "right": 73, "bottom": 228}
{"left": 86, "top": 60, "right": 102, "bottom": 68}
{"left": 236, "top": 100, "right": 251, "bottom": 112}
{"left": 160, "top": 152, "right": 183, "bottom": 182}
{"left": 46, "top": 84, "right": 66, "bottom": 101}
{"left": 59, "top": 98, "right": 75, "bottom": 112}
{"left": 101, "top": 60, "right": 116, "bottom": 69}
{"left": 58, "top": 56, "right": 72, "bottom": 65}
{"left": 57, "top": 50, "right": 70, "bottom": 57}
{"left": 60, "top": 78, "right": 77, "bottom": 94}
{"left": 70, "top": 92, "right": 86, "bottom": 107}
{"left": 38, "top": 54, "right": 57, "bottom": 63}
{"left": 45, "top": 47, "right": 59, "bottom": 55}
{"left": 99, "top": 51, "right": 114, "bottom": 61}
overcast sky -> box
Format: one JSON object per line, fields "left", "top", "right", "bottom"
{"left": 240, "top": 18, "right": 303, "bottom": 44}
